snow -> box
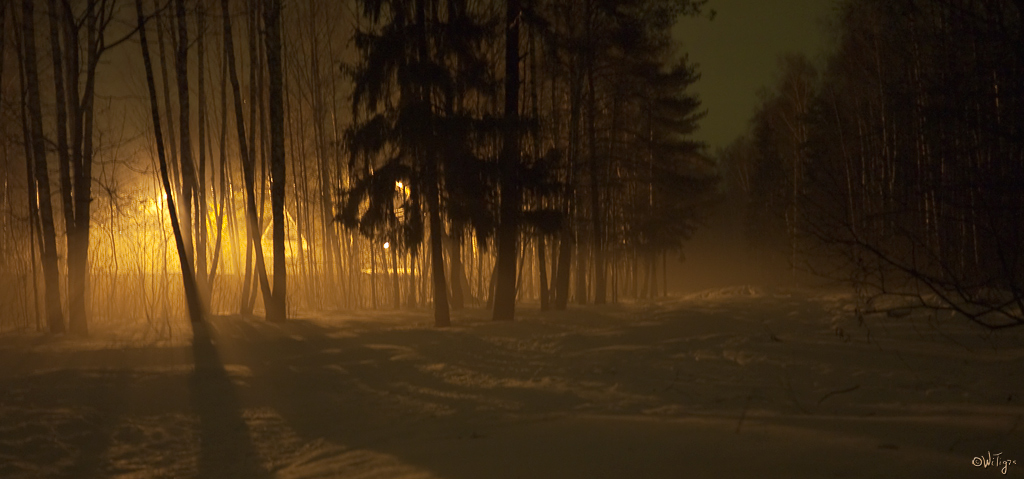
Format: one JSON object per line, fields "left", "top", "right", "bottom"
{"left": 1, "top": 287, "right": 1022, "bottom": 478}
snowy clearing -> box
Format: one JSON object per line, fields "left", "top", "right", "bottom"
{"left": 1, "top": 287, "right": 1022, "bottom": 478}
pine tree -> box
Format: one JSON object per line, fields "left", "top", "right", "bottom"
{"left": 341, "top": 0, "right": 496, "bottom": 326}
{"left": 492, "top": 0, "right": 523, "bottom": 321}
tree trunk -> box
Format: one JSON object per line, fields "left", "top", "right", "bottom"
{"left": 15, "top": 32, "right": 43, "bottom": 331}
{"left": 537, "top": 236, "right": 549, "bottom": 310}
{"left": 639, "top": 251, "right": 649, "bottom": 299}
{"left": 553, "top": 228, "right": 572, "bottom": 309}
{"left": 264, "top": 0, "right": 287, "bottom": 322}
{"left": 407, "top": 249, "right": 418, "bottom": 308}
{"left": 195, "top": 2, "right": 210, "bottom": 303}
{"left": 370, "top": 243, "right": 377, "bottom": 309}
{"left": 448, "top": 230, "right": 466, "bottom": 310}
{"left": 662, "top": 251, "right": 668, "bottom": 298}
{"left": 391, "top": 243, "right": 401, "bottom": 309}
{"left": 415, "top": 0, "right": 449, "bottom": 327}
{"left": 22, "top": 0, "right": 64, "bottom": 334}
{"left": 221, "top": 0, "right": 272, "bottom": 316}
{"left": 527, "top": 23, "right": 549, "bottom": 311}
{"left": 45, "top": 0, "right": 84, "bottom": 334}
{"left": 425, "top": 168, "right": 450, "bottom": 326}
{"left": 134, "top": 0, "right": 203, "bottom": 324}
{"left": 71, "top": 9, "right": 98, "bottom": 334}
{"left": 206, "top": 20, "right": 229, "bottom": 298}
{"left": 575, "top": 233, "right": 588, "bottom": 304}
{"left": 174, "top": 0, "right": 195, "bottom": 274}
{"left": 493, "top": 0, "right": 522, "bottom": 322}
{"left": 585, "top": 0, "right": 606, "bottom": 305}
{"left": 240, "top": 230, "right": 254, "bottom": 315}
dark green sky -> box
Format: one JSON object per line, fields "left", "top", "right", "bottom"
{"left": 673, "top": 0, "right": 840, "bottom": 151}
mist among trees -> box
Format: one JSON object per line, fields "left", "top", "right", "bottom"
{"left": 0, "top": 0, "right": 716, "bottom": 335}
{"left": 722, "top": 0, "right": 1024, "bottom": 329}
{"left": 1, "top": 1, "right": 1023, "bottom": 477}
{"left": 0, "top": 0, "right": 1021, "bottom": 334}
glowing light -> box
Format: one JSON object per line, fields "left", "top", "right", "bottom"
{"left": 383, "top": 242, "right": 390, "bottom": 250}
{"left": 147, "top": 192, "right": 168, "bottom": 213}
{"left": 395, "top": 181, "right": 410, "bottom": 197}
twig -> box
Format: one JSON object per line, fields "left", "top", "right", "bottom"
{"left": 817, "top": 384, "right": 860, "bottom": 405}
{"left": 782, "top": 372, "right": 809, "bottom": 414}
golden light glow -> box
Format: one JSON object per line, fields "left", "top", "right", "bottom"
{"left": 147, "top": 192, "right": 168, "bottom": 213}
{"left": 260, "top": 210, "right": 309, "bottom": 260}
{"left": 360, "top": 267, "right": 410, "bottom": 275}
{"left": 383, "top": 242, "right": 390, "bottom": 250}
{"left": 395, "top": 181, "right": 410, "bottom": 197}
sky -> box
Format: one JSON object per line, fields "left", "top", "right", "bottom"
{"left": 672, "top": 0, "right": 841, "bottom": 151}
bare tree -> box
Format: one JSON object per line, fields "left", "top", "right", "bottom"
{"left": 221, "top": 0, "right": 272, "bottom": 317}
{"left": 20, "top": 0, "right": 64, "bottom": 334}
{"left": 134, "top": 0, "right": 202, "bottom": 323}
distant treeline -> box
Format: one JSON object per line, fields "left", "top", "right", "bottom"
{"left": 723, "top": 0, "right": 1024, "bottom": 328}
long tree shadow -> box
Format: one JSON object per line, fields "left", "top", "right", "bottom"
{"left": 212, "top": 314, "right": 639, "bottom": 469}
{"left": 190, "top": 319, "right": 268, "bottom": 478}
{"left": 0, "top": 370, "right": 125, "bottom": 479}
{"left": 0, "top": 340, "right": 198, "bottom": 478}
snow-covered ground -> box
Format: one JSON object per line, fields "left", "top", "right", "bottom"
{"left": 1, "top": 286, "right": 1021, "bottom": 478}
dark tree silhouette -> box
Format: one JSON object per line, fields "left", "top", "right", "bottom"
{"left": 221, "top": 0, "right": 272, "bottom": 318}
{"left": 19, "top": 0, "right": 64, "bottom": 334}
{"left": 736, "top": 0, "right": 1024, "bottom": 328}
{"left": 134, "top": 0, "right": 203, "bottom": 324}
{"left": 341, "top": 0, "right": 497, "bottom": 326}
{"left": 265, "top": 0, "right": 288, "bottom": 322}
{"left": 492, "top": 0, "right": 523, "bottom": 321}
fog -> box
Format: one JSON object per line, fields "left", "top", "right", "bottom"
{"left": 1, "top": 0, "right": 1022, "bottom": 477}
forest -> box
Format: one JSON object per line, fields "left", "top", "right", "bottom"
{"left": 723, "top": 0, "right": 1024, "bottom": 329}
{"left": 0, "top": 0, "right": 716, "bottom": 335}
{"left": 1, "top": 0, "right": 1017, "bottom": 335}
{"left": 0, "top": 0, "right": 1022, "bottom": 476}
